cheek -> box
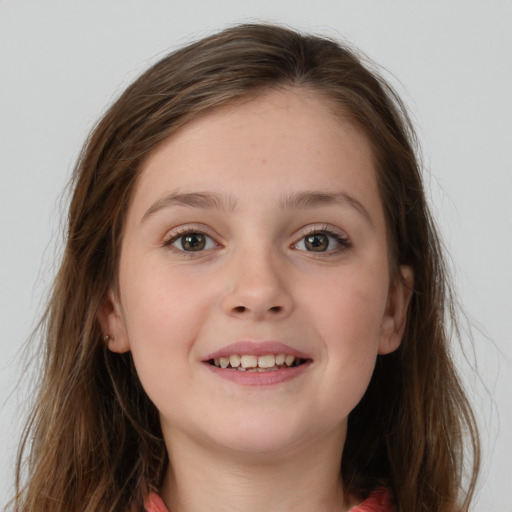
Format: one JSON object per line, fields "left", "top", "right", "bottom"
{"left": 120, "top": 254, "right": 210, "bottom": 337}
{"left": 308, "top": 265, "right": 389, "bottom": 402}
{"left": 117, "top": 264, "right": 198, "bottom": 388}
{"left": 312, "top": 264, "right": 389, "bottom": 344}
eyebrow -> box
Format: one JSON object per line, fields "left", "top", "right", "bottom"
{"left": 141, "top": 192, "right": 239, "bottom": 222}
{"left": 141, "top": 190, "right": 373, "bottom": 227}
{"left": 280, "top": 191, "right": 373, "bottom": 227}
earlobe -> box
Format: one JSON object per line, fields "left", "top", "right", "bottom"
{"left": 378, "top": 265, "right": 414, "bottom": 355}
{"left": 97, "top": 289, "right": 131, "bottom": 353}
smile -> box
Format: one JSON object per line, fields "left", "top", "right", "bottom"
{"left": 209, "top": 354, "right": 306, "bottom": 371}
{"left": 203, "top": 341, "right": 312, "bottom": 385}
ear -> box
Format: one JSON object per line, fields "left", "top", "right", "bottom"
{"left": 97, "top": 289, "right": 131, "bottom": 353}
{"left": 378, "top": 265, "right": 414, "bottom": 355}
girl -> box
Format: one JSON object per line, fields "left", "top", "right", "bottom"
{"left": 12, "top": 23, "right": 479, "bottom": 512}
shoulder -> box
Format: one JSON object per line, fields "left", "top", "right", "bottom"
{"left": 350, "top": 487, "right": 394, "bottom": 512}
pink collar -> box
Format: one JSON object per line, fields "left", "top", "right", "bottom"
{"left": 144, "top": 487, "right": 392, "bottom": 512}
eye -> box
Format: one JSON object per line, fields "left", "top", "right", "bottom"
{"left": 293, "top": 230, "right": 349, "bottom": 253}
{"left": 166, "top": 231, "right": 217, "bottom": 252}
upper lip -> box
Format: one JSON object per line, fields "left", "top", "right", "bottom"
{"left": 204, "top": 341, "right": 312, "bottom": 361}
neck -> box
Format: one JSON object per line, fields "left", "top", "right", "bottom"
{"left": 159, "top": 427, "right": 354, "bottom": 512}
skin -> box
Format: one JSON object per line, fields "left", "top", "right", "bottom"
{"left": 100, "top": 88, "right": 413, "bottom": 512}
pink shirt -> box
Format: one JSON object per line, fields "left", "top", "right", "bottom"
{"left": 144, "top": 487, "right": 393, "bottom": 512}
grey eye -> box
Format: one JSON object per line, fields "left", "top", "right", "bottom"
{"left": 171, "top": 233, "right": 215, "bottom": 251}
{"left": 304, "top": 234, "right": 329, "bottom": 252}
{"left": 294, "top": 231, "right": 348, "bottom": 253}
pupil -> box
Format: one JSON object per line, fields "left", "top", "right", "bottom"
{"left": 306, "top": 234, "right": 328, "bottom": 252}
{"left": 182, "top": 233, "right": 206, "bottom": 251}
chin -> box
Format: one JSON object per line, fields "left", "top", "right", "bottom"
{"left": 201, "top": 414, "right": 328, "bottom": 459}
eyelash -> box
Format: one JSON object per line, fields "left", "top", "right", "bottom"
{"left": 162, "top": 226, "right": 351, "bottom": 255}
{"left": 163, "top": 227, "right": 218, "bottom": 253}
{"left": 292, "top": 227, "right": 351, "bottom": 255}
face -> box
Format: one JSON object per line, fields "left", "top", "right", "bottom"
{"left": 101, "top": 88, "right": 412, "bottom": 459}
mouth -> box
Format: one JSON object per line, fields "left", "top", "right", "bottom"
{"left": 207, "top": 353, "right": 308, "bottom": 372}
{"left": 203, "top": 341, "right": 312, "bottom": 384}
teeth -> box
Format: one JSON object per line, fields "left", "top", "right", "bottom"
{"left": 211, "top": 353, "right": 302, "bottom": 370}
{"left": 241, "top": 355, "right": 258, "bottom": 369}
{"left": 285, "top": 355, "right": 295, "bottom": 366}
{"left": 258, "top": 354, "right": 275, "bottom": 368}
{"left": 229, "top": 354, "right": 241, "bottom": 368}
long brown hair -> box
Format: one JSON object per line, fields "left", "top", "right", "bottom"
{"left": 12, "top": 23, "right": 479, "bottom": 512}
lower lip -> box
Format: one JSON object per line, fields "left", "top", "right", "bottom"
{"left": 204, "top": 361, "right": 311, "bottom": 386}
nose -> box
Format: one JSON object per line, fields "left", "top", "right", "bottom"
{"left": 221, "top": 247, "right": 294, "bottom": 321}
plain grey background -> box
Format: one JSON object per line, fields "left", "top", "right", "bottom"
{"left": 1, "top": 1, "right": 511, "bottom": 510}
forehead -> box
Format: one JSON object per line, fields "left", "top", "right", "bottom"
{"left": 129, "top": 87, "right": 383, "bottom": 225}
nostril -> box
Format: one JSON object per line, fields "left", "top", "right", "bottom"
{"left": 230, "top": 305, "right": 284, "bottom": 315}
